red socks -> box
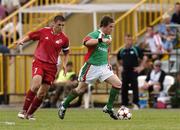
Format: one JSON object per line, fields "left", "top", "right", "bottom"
{"left": 27, "top": 96, "right": 42, "bottom": 115}
{"left": 23, "top": 89, "right": 36, "bottom": 112}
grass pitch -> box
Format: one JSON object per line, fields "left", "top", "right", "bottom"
{"left": 0, "top": 108, "right": 180, "bottom": 130}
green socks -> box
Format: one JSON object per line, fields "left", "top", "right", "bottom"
{"left": 63, "top": 87, "right": 119, "bottom": 109}
{"left": 107, "top": 87, "right": 119, "bottom": 110}
{"left": 63, "top": 93, "right": 78, "bottom": 109}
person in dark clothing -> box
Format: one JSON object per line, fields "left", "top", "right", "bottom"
{"left": 117, "top": 34, "right": 147, "bottom": 110}
{"left": 171, "top": 2, "right": 180, "bottom": 24}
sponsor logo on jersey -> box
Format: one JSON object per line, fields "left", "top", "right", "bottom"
{"left": 45, "top": 37, "right": 49, "bottom": 40}
{"left": 98, "top": 47, "right": 108, "bottom": 52}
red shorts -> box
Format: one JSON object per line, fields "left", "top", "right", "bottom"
{"left": 32, "top": 58, "right": 57, "bottom": 85}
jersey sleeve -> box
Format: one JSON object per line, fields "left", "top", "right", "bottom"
{"left": 82, "top": 31, "right": 98, "bottom": 45}
{"left": 28, "top": 28, "right": 43, "bottom": 40}
{"left": 62, "top": 37, "right": 70, "bottom": 54}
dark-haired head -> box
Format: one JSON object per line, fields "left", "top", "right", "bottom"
{"left": 100, "top": 16, "right": 114, "bottom": 27}
{"left": 99, "top": 16, "right": 114, "bottom": 35}
{"left": 54, "top": 15, "right": 65, "bottom": 23}
{"left": 175, "top": 2, "right": 180, "bottom": 13}
{"left": 53, "top": 15, "right": 65, "bottom": 33}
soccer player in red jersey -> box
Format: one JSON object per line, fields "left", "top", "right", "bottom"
{"left": 15, "top": 15, "right": 70, "bottom": 120}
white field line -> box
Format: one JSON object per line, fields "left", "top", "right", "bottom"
{"left": 0, "top": 121, "right": 15, "bottom": 125}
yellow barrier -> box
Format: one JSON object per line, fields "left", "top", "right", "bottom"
{"left": 2, "top": 52, "right": 180, "bottom": 95}
{"left": 0, "top": 54, "right": 3, "bottom": 95}
{"left": 112, "top": 0, "right": 177, "bottom": 53}
{"left": 2, "top": 53, "right": 85, "bottom": 95}
{"left": 0, "top": 0, "right": 79, "bottom": 48}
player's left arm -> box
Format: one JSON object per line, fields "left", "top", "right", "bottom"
{"left": 62, "top": 38, "right": 70, "bottom": 76}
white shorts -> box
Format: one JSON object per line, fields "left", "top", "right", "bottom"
{"left": 78, "top": 63, "right": 114, "bottom": 84}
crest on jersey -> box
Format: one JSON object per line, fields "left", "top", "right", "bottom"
{"left": 56, "top": 39, "right": 62, "bottom": 44}
{"left": 130, "top": 51, "right": 134, "bottom": 54}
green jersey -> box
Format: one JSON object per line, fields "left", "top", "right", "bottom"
{"left": 83, "top": 30, "right": 111, "bottom": 66}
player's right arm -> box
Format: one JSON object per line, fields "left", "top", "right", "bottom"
{"left": 14, "top": 28, "right": 43, "bottom": 48}
{"left": 84, "top": 38, "right": 111, "bottom": 47}
{"left": 83, "top": 32, "right": 111, "bottom": 47}
{"left": 14, "top": 35, "right": 30, "bottom": 47}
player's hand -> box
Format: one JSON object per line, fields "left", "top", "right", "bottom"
{"left": 13, "top": 40, "right": 23, "bottom": 49}
{"left": 102, "top": 38, "right": 112, "bottom": 45}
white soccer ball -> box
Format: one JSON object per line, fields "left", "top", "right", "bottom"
{"left": 117, "top": 106, "right": 132, "bottom": 120}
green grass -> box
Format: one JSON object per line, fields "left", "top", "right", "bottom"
{"left": 0, "top": 108, "right": 180, "bottom": 130}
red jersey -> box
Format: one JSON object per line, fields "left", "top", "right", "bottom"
{"left": 28, "top": 27, "right": 69, "bottom": 64}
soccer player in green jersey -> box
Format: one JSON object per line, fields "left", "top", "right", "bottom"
{"left": 58, "top": 16, "right": 122, "bottom": 120}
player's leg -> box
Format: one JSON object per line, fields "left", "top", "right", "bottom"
{"left": 64, "top": 82, "right": 87, "bottom": 108}
{"left": 103, "top": 74, "right": 121, "bottom": 120}
{"left": 61, "top": 62, "right": 92, "bottom": 109}
{"left": 26, "top": 83, "right": 50, "bottom": 120}
{"left": 24, "top": 61, "right": 56, "bottom": 120}
{"left": 58, "top": 82, "right": 88, "bottom": 119}
{"left": 58, "top": 63, "right": 97, "bottom": 119}
{"left": 18, "top": 75, "right": 42, "bottom": 119}
{"left": 105, "top": 74, "right": 121, "bottom": 110}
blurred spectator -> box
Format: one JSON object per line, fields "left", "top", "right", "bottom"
{"left": 144, "top": 26, "right": 164, "bottom": 60}
{"left": 171, "top": 2, "right": 180, "bottom": 24}
{"left": 0, "top": 5, "right": 8, "bottom": 20}
{"left": 142, "top": 60, "right": 166, "bottom": 93}
{"left": 0, "top": 42, "right": 10, "bottom": 54}
{"left": 1, "top": 0, "right": 20, "bottom": 14}
{"left": 42, "top": 61, "right": 79, "bottom": 108}
{"left": 163, "top": 32, "right": 175, "bottom": 52}
{"left": 158, "top": 13, "right": 177, "bottom": 50}
{"left": 1, "top": 18, "right": 20, "bottom": 46}
{"left": 158, "top": 13, "right": 177, "bottom": 36}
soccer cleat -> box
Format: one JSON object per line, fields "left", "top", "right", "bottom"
{"left": 58, "top": 102, "right": 66, "bottom": 119}
{"left": 17, "top": 110, "right": 26, "bottom": 119}
{"left": 26, "top": 115, "right": 36, "bottom": 121}
{"left": 103, "top": 105, "right": 118, "bottom": 120}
